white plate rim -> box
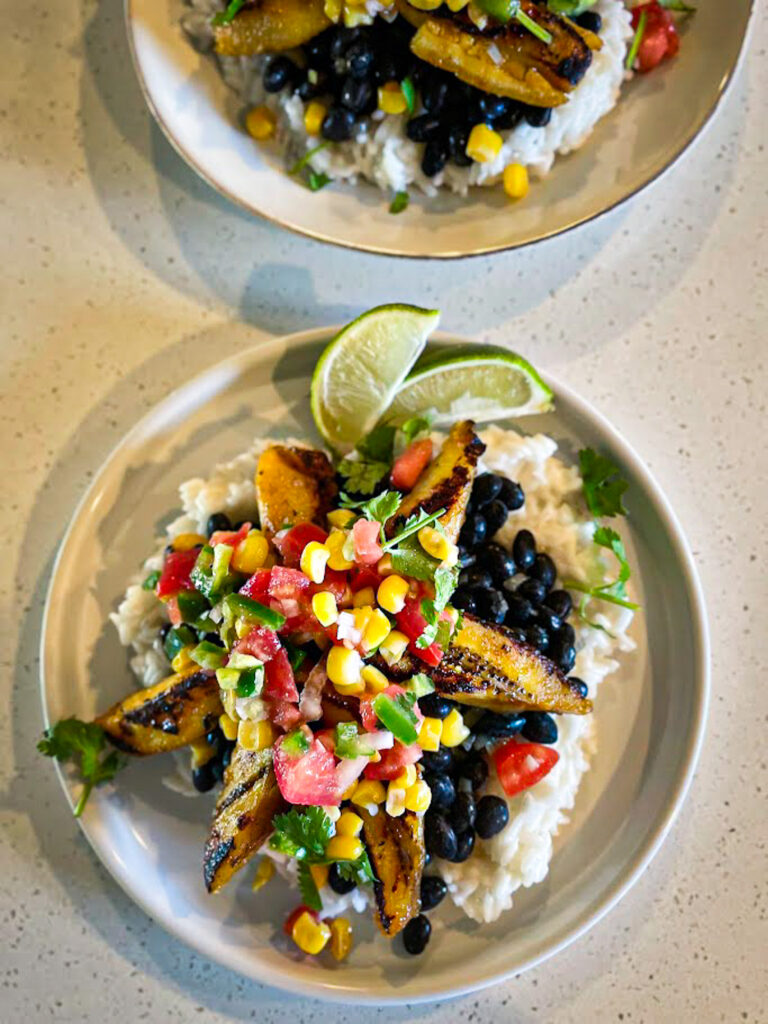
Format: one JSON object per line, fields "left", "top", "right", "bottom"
{"left": 39, "top": 327, "right": 711, "bottom": 1003}
{"left": 124, "top": 0, "right": 755, "bottom": 260}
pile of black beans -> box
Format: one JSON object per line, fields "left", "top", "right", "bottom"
{"left": 261, "top": 16, "right": 564, "bottom": 178}
{"left": 192, "top": 727, "right": 237, "bottom": 793}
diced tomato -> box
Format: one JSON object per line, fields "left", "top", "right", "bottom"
{"left": 395, "top": 600, "right": 444, "bottom": 667}
{"left": 358, "top": 694, "right": 379, "bottom": 732}
{"left": 350, "top": 568, "right": 382, "bottom": 593}
{"left": 283, "top": 905, "right": 319, "bottom": 935}
{"left": 268, "top": 566, "right": 312, "bottom": 599}
{"left": 232, "top": 626, "right": 281, "bottom": 661}
{"left": 314, "top": 728, "right": 336, "bottom": 753}
{"left": 210, "top": 521, "right": 251, "bottom": 548}
{"left": 273, "top": 523, "right": 328, "bottom": 567}
{"left": 493, "top": 740, "right": 559, "bottom": 797}
{"left": 364, "top": 741, "right": 421, "bottom": 781}
{"left": 631, "top": 2, "right": 680, "bottom": 73}
{"left": 273, "top": 735, "right": 340, "bottom": 806}
{"left": 263, "top": 647, "right": 300, "bottom": 704}
{"left": 156, "top": 548, "right": 199, "bottom": 599}
{"left": 352, "top": 519, "right": 383, "bottom": 565}
{"left": 271, "top": 702, "right": 303, "bottom": 731}
{"left": 310, "top": 568, "right": 349, "bottom": 604}
{"left": 239, "top": 568, "right": 271, "bottom": 602}
{"left": 166, "top": 596, "right": 183, "bottom": 627}
{"left": 391, "top": 439, "right": 433, "bottom": 491}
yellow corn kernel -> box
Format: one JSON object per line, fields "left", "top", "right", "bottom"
{"left": 327, "top": 645, "right": 364, "bottom": 689}
{"left": 171, "top": 646, "right": 195, "bottom": 674}
{"left": 378, "top": 630, "right": 409, "bottom": 666}
{"left": 190, "top": 737, "right": 215, "bottom": 769}
{"left": 408, "top": 0, "right": 443, "bottom": 8}
{"left": 231, "top": 530, "right": 269, "bottom": 573}
{"left": 326, "top": 835, "right": 364, "bottom": 861}
{"left": 446, "top": 0, "right": 469, "bottom": 9}
{"left": 503, "top": 161, "right": 529, "bottom": 200}
{"left": 251, "top": 857, "right": 275, "bottom": 891}
{"left": 304, "top": 100, "right": 327, "bottom": 137}
{"left": 467, "top": 1, "right": 488, "bottom": 28}
{"left": 312, "top": 591, "right": 338, "bottom": 627}
{"left": 171, "top": 532, "right": 206, "bottom": 552}
{"left": 292, "top": 911, "right": 331, "bottom": 955}
{"left": 466, "top": 123, "right": 503, "bottom": 164}
{"left": 440, "top": 708, "right": 470, "bottom": 747}
{"left": 378, "top": 81, "right": 408, "bottom": 115}
{"left": 418, "top": 525, "right": 458, "bottom": 565}
{"left": 300, "top": 540, "right": 330, "bottom": 584}
{"left": 324, "top": 0, "right": 343, "bottom": 21}
{"left": 351, "top": 779, "right": 387, "bottom": 807}
{"left": 417, "top": 716, "right": 442, "bottom": 752}
{"left": 326, "top": 529, "right": 354, "bottom": 571}
{"left": 310, "top": 863, "right": 329, "bottom": 890}
{"left": 376, "top": 554, "right": 393, "bottom": 576}
{"left": 392, "top": 764, "right": 418, "bottom": 790}
{"left": 362, "top": 664, "right": 389, "bottom": 694}
{"left": 238, "top": 719, "right": 275, "bottom": 751}
{"left": 333, "top": 679, "right": 366, "bottom": 697}
{"left": 352, "top": 587, "right": 375, "bottom": 608}
{"left": 385, "top": 784, "right": 406, "bottom": 817}
{"left": 328, "top": 508, "right": 356, "bottom": 529}
{"left": 377, "top": 574, "right": 409, "bottom": 614}
{"left": 336, "top": 811, "right": 364, "bottom": 837}
{"left": 219, "top": 713, "right": 238, "bottom": 741}
{"left": 329, "top": 917, "right": 353, "bottom": 961}
{"left": 404, "top": 779, "right": 432, "bottom": 813}
{"left": 362, "top": 608, "right": 392, "bottom": 651}
{"left": 245, "top": 104, "right": 276, "bottom": 141}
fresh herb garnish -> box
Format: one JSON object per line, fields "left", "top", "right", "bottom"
{"left": 575, "top": 595, "right": 617, "bottom": 638}
{"left": 297, "top": 861, "right": 322, "bottom": 911}
{"left": 337, "top": 424, "right": 396, "bottom": 496}
{"left": 400, "top": 414, "right": 432, "bottom": 446}
{"left": 625, "top": 7, "right": 647, "bottom": 69}
{"left": 659, "top": 0, "right": 695, "bottom": 10}
{"left": 546, "top": 0, "right": 596, "bottom": 15}
{"left": 416, "top": 564, "right": 460, "bottom": 648}
{"left": 142, "top": 570, "right": 160, "bottom": 591}
{"left": 400, "top": 76, "right": 416, "bottom": 114}
{"left": 356, "top": 423, "right": 396, "bottom": 463}
{"left": 478, "top": 0, "right": 553, "bottom": 43}
{"left": 565, "top": 526, "right": 639, "bottom": 611}
{"left": 38, "top": 718, "right": 125, "bottom": 817}
{"left": 289, "top": 142, "right": 330, "bottom": 176}
{"left": 269, "top": 806, "right": 335, "bottom": 861}
{"left": 308, "top": 170, "right": 332, "bottom": 192}
{"left": 211, "top": 0, "right": 246, "bottom": 26}
{"left": 335, "top": 850, "right": 375, "bottom": 885}
{"left": 579, "top": 447, "right": 629, "bottom": 519}
{"left": 339, "top": 489, "right": 401, "bottom": 527}
{"left": 382, "top": 506, "right": 446, "bottom": 552}
{"left": 389, "top": 190, "right": 409, "bottom": 215}
{"left": 390, "top": 533, "right": 441, "bottom": 582}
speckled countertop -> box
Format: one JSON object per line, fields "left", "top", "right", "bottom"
{"left": 2, "top": 0, "right": 767, "bottom": 1020}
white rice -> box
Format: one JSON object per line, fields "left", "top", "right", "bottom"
{"left": 182, "top": 0, "right": 632, "bottom": 195}
{"left": 111, "top": 427, "right": 634, "bottom": 921}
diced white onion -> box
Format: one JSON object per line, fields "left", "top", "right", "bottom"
{"left": 366, "top": 730, "right": 394, "bottom": 751}
{"left": 487, "top": 43, "right": 503, "bottom": 66}
{"left": 334, "top": 755, "right": 368, "bottom": 795}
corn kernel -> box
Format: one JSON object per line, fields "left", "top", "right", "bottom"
{"left": 327, "top": 646, "right": 364, "bottom": 689}
{"left": 385, "top": 784, "right": 406, "bottom": 817}
{"left": 362, "top": 664, "right": 389, "bottom": 694}
{"left": 304, "top": 100, "right": 327, "bottom": 137}
{"left": 404, "top": 779, "right": 432, "bottom": 813}
{"left": 440, "top": 708, "right": 470, "bottom": 747}
{"left": 378, "top": 81, "right": 408, "bottom": 115}
{"left": 392, "top": 764, "right": 418, "bottom": 790}
{"left": 351, "top": 779, "right": 387, "bottom": 807}
{"left": 238, "top": 719, "right": 275, "bottom": 751}
{"left": 378, "top": 630, "right": 409, "bottom": 666}
{"left": 310, "top": 863, "right": 329, "bottom": 890}
{"left": 190, "top": 737, "right": 215, "bottom": 768}
{"left": 292, "top": 911, "right": 331, "bottom": 955}
{"left": 330, "top": 917, "right": 353, "bottom": 961}
{"left": 352, "top": 587, "right": 375, "bottom": 608}
{"left": 446, "top": 0, "right": 469, "bottom": 9}
{"left": 326, "top": 529, "right": 354, "bottom": 571}
{"left": 324, "top": 0, "right": 343, "bottom": 20}
{"left": 219, "top": 713, "right": 239, "bottom": 741}
{"left": 503, "top": 162, "right": 529, "bottom": 200}
{"left": 171, "top": 532, "right": 206, "bottom": 552}
{"left": 171, "top": 646, "right": 195, "bottom": 674}
{"left": 376, "top": 554, "right": 394, "bottom": 576}
{"left": 245, "top": 104, "right": 276, "bottom": 141}
{"left": 377, "top": 574, "right": 409, "bottom": 614}
{"left": 418, "top": 525, "right": 459, "bottom": 565}
{"left": 312, "top": 591, "right": 338, "bottom": 627}
{"left": 251, "top": 857, "right": 275, "bottom": 891}
{"left": 362, "top": 608, "right": 392, "bottom": 651}
{"left": 417, "top": 716, "right": 442, "bottom": 752}
{"left": 326, "top": 835, "right": 364, "bottom": 861}
{"left": 231, "top": 530, "right": 270, "bottom": 573}
{"left": 336, "top": 811, "right": 364, "bottom": 837}
{"left": 466, "top": 123, "right": 503, "bottom": 164}
{"left": 408, "top": 0, "right": 442, "bottom": 7}
{"left": 327, "top": 508, "right": 356, "bottom": 529}
{"left": 300, "top": 540, "right": 330, "bottom": 583}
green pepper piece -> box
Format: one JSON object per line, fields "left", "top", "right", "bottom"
{"left": 190, "top": 640, "right": 227, "bottom": 670}
{"left": 222, "top": 593, "right": 286, "bottom": 630}
{"left": 163, "top": 624, "right": 197, "bottom": 662}
{"left": 176, "top": 590, "right": 210, "bottom": 625}
{"left": 372, "top": 692, "right": 419, "bottom": 746}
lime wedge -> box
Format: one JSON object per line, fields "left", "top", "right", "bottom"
{"left": 387, "top": 345, "right": 554, "bottom": 425}
{"left": 311, "top": 304, "right": 440, "bottom": 451}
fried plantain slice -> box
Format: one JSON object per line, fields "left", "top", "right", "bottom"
{"left": 213, "top": 0, "right": 332, "bottom": 57}
{"left": 255, "top": 445, "right": 338, "bottom": 536}
{"left": 359, "top": 802, "right": 425, "bottom": 936}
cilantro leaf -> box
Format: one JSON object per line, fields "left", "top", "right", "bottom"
{"left": 356, "top": 423, "right": 396, "bottom": 463}
{"left": 382, "top": 506, "right": 446, "bottom": 552}
{"left": 308, "top": 170, "right": 332, "bottom": 192}
{"left": 297, "top": 861, "right": 323, "bottom": 911}
{"left": 338, "top": 457, "right": 389, "bottom": 496}
{"left": 579, "top": 448, "right": 629, "bottom": 519}
{"left": 389, "top": 190, "right": 409, "bottom": 215}
{"left": 339, "top": 489, "right": 401, "bottom": 526}
{"left": 211, "top": 0, "right": 246, "bottom": 26}
{"left": 400, "top": 415, "right": 432, "bottom": 446}
{"left": 335, "top": 850, "right": 375, "bottom": 886}
{"left": 564, "top": 526, "right": 639, "bottom": 611}
{"left": 389, "top": 534, "right": 441, "bottom": 582}
{"left": 38, "top": 718, "right": 126, "bottom": 816}
{"left": 269, "top": 807, "right": 334, "bottom": 862}
{"left": 576, "top": 595, "right": 617, "bottom": 638}
{"left": 416, "top": 564, "right": 459, "bottom": 648}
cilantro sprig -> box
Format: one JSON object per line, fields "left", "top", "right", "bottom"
{"left": 579, "top": 448, "right": 628, "bottom": 518}
{"left": 565, "top": 526, "right": 638, "bottom": 611}
{"left": 38, "top": 718, "right": 126, "bottom": 816}
{"left": 417, "top": 564, "right": 460, "bottom": 648}
{"left": 338, "top": 424, "right": 396, "bottom": 496}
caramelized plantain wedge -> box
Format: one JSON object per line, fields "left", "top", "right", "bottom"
{"left": 203, "top": 744, "right": 285, "bottom": 893}
{"left": 213, "top": 0, "right": 332, "bottom": 57}
{"left": 96, "top": 670, "right": 222, "bottom": 755}
{"left": 386, "top": 420, "right": 485, "bottom": 544}
{"left": 380, "top": 613, "right": 592, "bottom": 715}
{"left": 255, "top": 445, "right": 338, "bottom": 536}
{"left": 359, "top": 803, "right": 425, "bottom": 936}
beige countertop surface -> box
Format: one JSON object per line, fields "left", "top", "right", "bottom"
{"left": 2, "top": 0, "right": 766, "bottom": 1020}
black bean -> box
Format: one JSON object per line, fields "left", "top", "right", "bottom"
{"left": 422, "top": 76, "right": 449, "bottom": 114}
{"left": 516, "top": 578, "right": 547, "bottom": 606}
{"left": 330, "top": 26, "right": 361, "bottom": 60}
{"left": 506, "top": 626, "right": 527, "bottom": 644}
{"left": 477, "top": 542, "right": 516, "bottom": 584}
{"left": 345, "top": 38, "right": 375, "bottom": 78}
{"left": 321, "top": 106, "right": 356, "bottom": 142}
{"left": 512, "top": 529, "right": 536, "bottom": 571}
{"left": 478, "top": 94, "right": 514, "bottom": 124}
{"left": 472, "top": 472, "right": 503, "bottom": 508}
{"left": 221, "top": 743, "right": 234, "bottom": 769}
{"left": 451, "top": 587, "right": 477, "bottom": 615}
{"left": 421, "top": 748, "right": 453, "bottom": 773}
{"left": 263, "top": 56, "right": 298, "bottom": 93}
{"left": 505, "top": 594, "right": 536, "bottom": 627}
{"left": 529, "top": 552, "right": 557, "bottom": 590}
{"left": 474, "top": 711, "right": 526, "bottom": 739}
{"left": 206, "top": 512, "right": 231, "bottom": 536}
{"left": 191, "top": 763, "right": 216, "bottom": 793}
{"left": 460, "top": 754, "right": 488, "bottom": 791}
{"left": 406, "top": 114, "right": 443, "bottom": 143}
{"left": 558, "top": 622, "right": 576, "bottom": 647}
{"left": 339, "top": 75, "right": 374, "bottom": 114}
{"left": 483, "top": 499, "right": 509, "bottom": 536}
{"left": 521, "top": 711, "right": 558, "bottom": 745}
{"left": 424, "top": 850, "right": 432, "bottom": 868}
{"left": 304, "top": 29, "right": 334, "bottom": 72}
{"left": 426, "top": 772, "right": 456, "bottom": 810}
{"left": 420, "top": 875, "right": 448, "bottom": 912}
{"left": 576, "top": 10, "right": 602, "bottom": 32}
{"left": 535, "top": 605, "right": 563, "bottom": 635}
{"left": 419, "top": 693, "right": 453, "bottom": 719}
{"left": 422, "top": 138, "right": 448, "bottom": 178}
{"left": 203, "top": 632, "right": 225, "bottom": 648}
{"left": 498, "top": 478, "right": 525, "bottom": 510}
{"left": 523, "top": 104, "right": 552, "bottom": 128}
{"left": 448, "top": 124, "right": 473, "bottom": 167}
{"left": 459, "top": 566, "right": 493, "bottom": 590}
{"left": 296, "top": 72, "right": 329, "bottom": 102}
{"left": 476, "top": 796, "right": 510, "bottom": 839}
{"left": 545, "top": 589, "right": 572, "bottom": 619}
{"left": 329, "top": 862, "right": 357, "bottom": 894}
{"left": 403, "top": 914, "right": 431, "bottom": 955}
{"left": 474, "top": 588, "right": 508, "bottom": 624}
{"left": 450, "top": 791, "right": 476, "bottom": 833}
{"left": 451, "top": 830, "right": 475, "bottom": 863}
{"left": 425, "top": 812, "right": 458, "bottom": 860}
{"left": 210, "top": 759, "right": 225, "bottom": 783}
{"left": 459, "top": 513, "right": 487, "bottom": 549}
{"left": 569, "top": 676, "right": 589, "bottom": 699}
{"left": 550, "top": 635, "right": 576, "bottom": 674}
{"left": 525, "top": 624, "right": 549, "bottom": 653}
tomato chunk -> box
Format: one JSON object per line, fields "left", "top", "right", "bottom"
{"left": 263, "top": 647, "right": 300, "bottom": 704}
{"left": 273, "top": 523, "right": 328, "bottom": 567}
{"left": 352, "top": 519, "right": 383, "bottom": 566}
{"left": 156, "top": 548, "right": 199, "bottom": 599}
{"left": 273, "top": 735, "right": 340, "bottom": 806}
{"left": 395, "top": 600, "right": 444, "bottom": 667}
{"left": 363, "top": 741, "right": 422, "bottom": 781}
{"left": 210, "top": 521, "right": 251, "bottom": 548}
{"left": 232, "top": 626, "right": 281, "bottom": 662}
{"left": 391, "top": 439, "right": 433, "bottom": 491}
{"left": 239, "top": 568, "right": 271, "bottom": 602}
{"left": 493, "top": 740, "right": 559, "bottom": 797}
{"left": 631, "top": 2, "right": 680, "bottom": 73}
